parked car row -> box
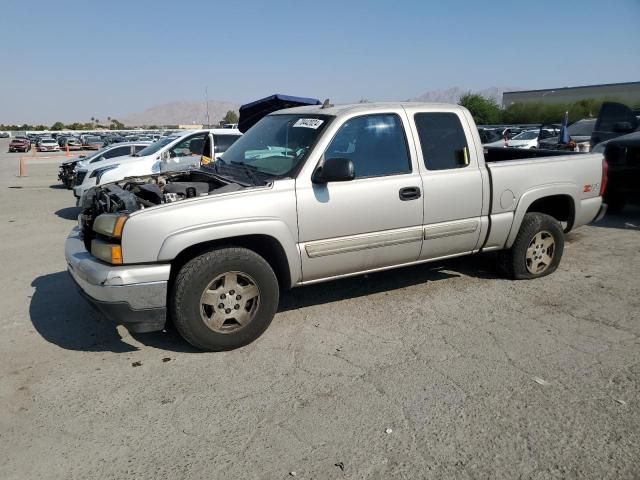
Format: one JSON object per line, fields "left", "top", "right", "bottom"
{"left": 6, "top": 130, "right": 168, "bottom": 153}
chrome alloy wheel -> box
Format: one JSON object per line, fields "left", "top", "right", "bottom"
{"left": 526, "top": 231, "right": 555, "bottom": 274}
{"left": 200, "top": 271, "right": 260, "bottom": 333}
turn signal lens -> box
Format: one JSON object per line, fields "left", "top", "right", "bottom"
{"left": 91, "top": 240, "right": 123, "bottom": 265}
{"left": 93, "top": 214, "right": 128, "bottom": 238}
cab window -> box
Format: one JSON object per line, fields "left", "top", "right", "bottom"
{"left": 325, "top": 114, "right": 411, "bottom": 179}
{"left": 414, "top": 113, "right": 469, "bottom": 171}
{"left": 169, "top": 133, "right": 206, "bottom": 157}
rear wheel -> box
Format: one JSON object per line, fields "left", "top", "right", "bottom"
{"left": 499, "top": 212, "right": 564, "bottom": 279}
{"left": 171, "top": 247, "right": 279, "bottom": 351}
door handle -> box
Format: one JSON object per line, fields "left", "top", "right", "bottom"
{"left": 399, "top": 186, "right": 421, "bottom": 201}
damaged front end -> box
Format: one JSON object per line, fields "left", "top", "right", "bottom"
{"left": 58, "top": 162, "right": 78, "bottom": 189}
{"left": 78, "top": 170, "right": 247, "bottom": 250}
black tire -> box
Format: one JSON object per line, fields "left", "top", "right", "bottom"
{"left": 171, "top": 247, "right": 279, "bottom": 351}
{"left": 499, "top": 212, "right": 564, "bottom": 280}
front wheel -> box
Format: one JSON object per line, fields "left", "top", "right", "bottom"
{"left": 171, "top": 247, "right": 280, "bottom": 351}
{"left": 499, "top": 212, "right": 564, "bottom": 279}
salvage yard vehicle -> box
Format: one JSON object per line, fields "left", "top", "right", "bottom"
{"left": 58, "top": 141, "right": 151, "bottom": 189}
{"left": 590, "top": 102, "right": 640, "bottom": 211}
{"left": 36, "top": 137, "right": 60, "bottom": 152}
{"left": 82, "top": 135, "right": 105, "bottom": 150}
{"left": 72, "top": 129, "right": 241, "bottom": 202}
{"left": 66, "top": 102, "right": 608, "bottom": 351}
{"left": 58, "top": 136, "right": 83, "bottom": 151}
{"left": 539, "top": 118, "right": 596, "bottom": 151}
{"left": 507, "top": 128, "right": 558, "bottom": 149}
{"left": 8, "top": 136, "right": 31, "bottom": 152}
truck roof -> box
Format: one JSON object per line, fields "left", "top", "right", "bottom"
{"left": 272, "top": 102, "right": 466, "bottom": 117}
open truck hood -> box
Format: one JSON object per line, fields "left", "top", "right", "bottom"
{"left": 238, "top": 94, "right": 321, "bottom": 133}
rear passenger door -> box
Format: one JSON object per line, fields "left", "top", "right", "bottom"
{"left": 408, "top": 110, "right": 484, "bottom": 260}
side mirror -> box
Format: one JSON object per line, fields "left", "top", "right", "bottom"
{"left": 313, "top": 157, "right": 355, "bottom": 184}
{"left": 613, "top": 121, "right": 634, "bottom": 133}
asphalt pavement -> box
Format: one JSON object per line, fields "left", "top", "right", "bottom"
{"left": 0, "top": 138, "right": 638, "bottom": 479}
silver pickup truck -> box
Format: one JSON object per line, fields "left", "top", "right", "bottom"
{"left": 66, "top": 102, "right": 608, "bottom": 351}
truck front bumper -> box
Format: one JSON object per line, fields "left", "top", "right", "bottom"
{"left": 65, "top": 227, "right": 170, "bottom": 333}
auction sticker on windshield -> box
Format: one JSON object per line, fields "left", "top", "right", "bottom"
{"left": 293, "top": 118, "right": 324, "bottom": 129}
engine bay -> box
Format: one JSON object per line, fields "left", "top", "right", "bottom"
{"left": 79, "top": 170, "right": 246, "bottom": 247}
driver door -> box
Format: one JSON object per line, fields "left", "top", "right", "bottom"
{"left": 296, "top": 111, "right": 424, "bottom": 282}
{"left": 161, "top": 133, "right": 207, "bottom": 172}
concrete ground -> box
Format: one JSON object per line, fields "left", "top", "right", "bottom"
{"left": 0, "top": 138, "right": 638, "bottom": 479}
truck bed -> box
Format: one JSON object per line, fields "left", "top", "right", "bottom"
{"left": 483, "top": 150, "right": 604, "bottom": 248}
{"left": 484, "top": 147, "right": 581, "bottom": 163}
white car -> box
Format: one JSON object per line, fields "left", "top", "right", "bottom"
{"left": 37, "top": 138, "right": 61, "bottom": 152}
{"left": 506, "top": 130, "right": 540, "bottom": 149}
{"left": 507, "top": 129, "right": 560, "bottom": 149}
{"left": 74, "top": 129, "right": 241, "bottom": 203}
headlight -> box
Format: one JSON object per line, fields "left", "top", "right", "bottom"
{"left": 93, "top": 213, "right": 128, "bottom": 238}
{"left": 90, "top": 164, "right": 119, "bottom": 183}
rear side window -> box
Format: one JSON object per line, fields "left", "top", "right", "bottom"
{"left": 213, "top": 134, "right": 241, "bottom": 154}
{"left": 134, "top": 145, "right": 147, "bottom": 153}
{"left": 414, "top": 113, "right": 469, "bottom": 171}
{"left": 325, "top": 114, "right": 411, "bottom": 179}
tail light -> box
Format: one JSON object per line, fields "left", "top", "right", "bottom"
{"left": 600, "top": 157, "right": 608, "bottom": 196}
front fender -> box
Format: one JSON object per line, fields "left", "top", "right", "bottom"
{"left": 505, "top": 183, "right": 579, "bottom": 248}
{"left": 157, "top": 217, "right": 302, "bottom": 286}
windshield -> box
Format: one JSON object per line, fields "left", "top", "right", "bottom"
{"left": 512, "top": 130, "right": 538, "bottom": 140}
{"left": 135, "top": 136, "right": 176, "bottom": 156}
{"left": 86, "top": 136, "right": 101, "bottom": 142}
{"left": 215, "top": 114, "right": 330, "bottom": 176}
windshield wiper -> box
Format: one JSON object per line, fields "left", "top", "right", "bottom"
{"left": 230, "top": 161, "right": 264, "bottom": 186}
{"left": 203, "top": 159, "right": 252, "bottom": 187}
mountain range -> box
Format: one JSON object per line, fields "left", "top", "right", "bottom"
{"left": 121, "top": 100, "right": 240, "bottom": 127}
{"left": 119, "top": 87, "right": 516, "bottom": 126}
{"left": 411, "top": 86, "right": 515, "bottom": 104}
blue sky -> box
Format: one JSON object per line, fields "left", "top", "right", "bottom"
{"left": 1, "top": 0, "right": 639, "bottom": 123}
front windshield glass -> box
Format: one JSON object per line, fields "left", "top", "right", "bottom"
{"left": 86, "top": 136, "right": 101, "bottom": 142}
{"left": 512, "top": 131, "right": 538, "bottom": 140}
{"left": 135, "top": 136, "right": 176, "bottom": 156}
{"left": 215, "top": 114, "right": 330, "bottom": 176}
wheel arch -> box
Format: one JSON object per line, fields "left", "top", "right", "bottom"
{"left": 506, "top": 185, "right": 578, "bottom": 248}
{"left": 168, "top": 234, "right": 295, "bottom": 291}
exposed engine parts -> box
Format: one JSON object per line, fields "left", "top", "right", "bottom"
{"left": 79, "top": 171, "right": 246, "bottom": 246}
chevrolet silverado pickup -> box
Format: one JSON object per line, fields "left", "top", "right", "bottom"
{"left": 66, "top": 102, "right": 608, "bottom": 351}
